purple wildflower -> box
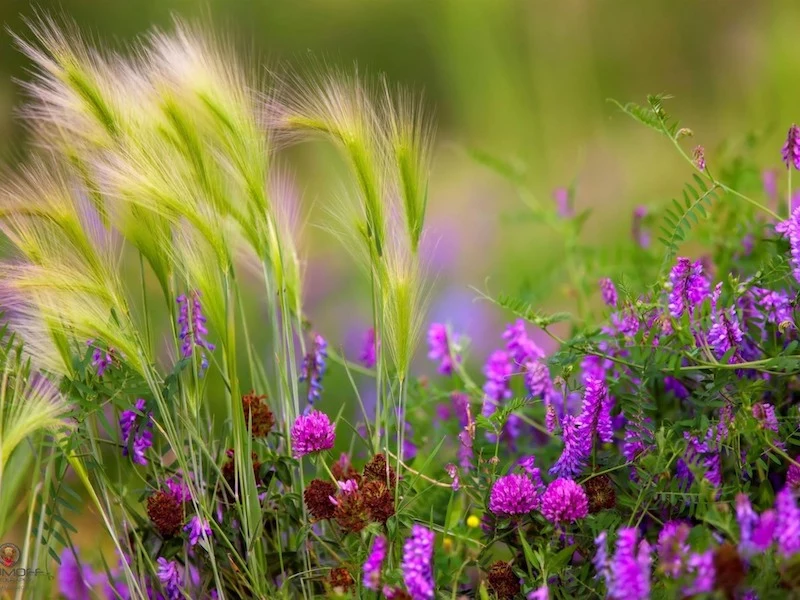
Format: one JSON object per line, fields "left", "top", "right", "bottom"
{"left": 553, "top": 187, "right": 572, "bottom": 218}
{"left": 632, "top": 206, "right": 650, "bottom": 248}
{"left": 290, "top": 410, "right": 336, "bottom": 458}
{"left": 363, "top": 535, "right": 387, "bottom": 590}
{"left": 594, "top": 532, "right": 612, "bottom": 589}
{"left": 360, "top": 328, "right": 378, "bottom": 368}
{"left": 599, "top": 278, "right": 618, "bottom": 307}
{"left": 445, "top": 464, "right": 459, "bottom": 491}
{"left": 503, "top": 320, "right": 545, "bottom": 366}
{"left": 752, "top": 509, "right": 777, "bottom": 551}
{"left": 524, "top": 360, "right": 552, "bottom": 398}
{"left": 708, "top": 287, "right": 744, "bottom": 362}
{"left": 156, "top": 558, "right": 183, "bottom": 600}
{"left": 489, "top": 473, "right": 539, "bottom": 515}
{"left": 481, "top": 350, "right": 513, "bottom": 418}
{"left": 58, "top": 549, "right": 98, "bottom": 600}
{"left": 87, "top": 340, "right": 114, "bottom": 377}
{"left": 527, "top": 586, "right": 549, "bottom": 600}
{"left": 684, "top": 551, "right": 715, "bottom": 596}
{"left": 401, "top": 525, "right": 435, "bottom": 600}
{"left": 609, "top": 528, "right": 651, "bottom": 600}
{"left": 753, "top": 402, "right": 780, "bottom": 433}
{"left": 184, "top": 515, "right": 212, "bottom": 546}
{"left": 777, "top": 206, "right": 800, "bottom": 285}
{"left": 539, "top": 478, "right": 588, "bottom": 524}
{"left": 782, "top": 124, "right": 800, "bottom": 170}
{"left": 667, "top": 257, "right": 711, "bottom": 319}
{"left": 578, "top": 376, "right": 613, "bottom": 451}
{"left": 693, "top": 145, "right": 706, "bottom": 171}
{"left": 776, "top": 487, "right": 800, "bottom": 558}
{"left": 177, "top": 291, "right": 215, "bottom": 372}
{"left": 657, "top": 521, "right": 690, "bottom": 577}
{"left": 427, "top": 323, "right": 460, "bottom": 375}
{"left": 299, "top": 333, "right": 328, "bottom": 407}
{"left": 517, "top": 456, "right": 545, "bottom": 493}
{"left": 788, "top": 460, "right": 800, "bottom": 489}
{"left": 338, "top": 479, "right": 359, "bottom": 495}
{"left": 549, "top": 415, "right": 585, "bottom": 478}
{"left": 166, "top": 475, "right": 192, "bottom": 503}
{"left": 736, "top": 494, "right": 759, "bottom": 557}
{"left": 119, "top": 399, "right": 153, "bottom": 466}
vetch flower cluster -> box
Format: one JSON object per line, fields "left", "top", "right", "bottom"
{"left": 402, "top": 525, "right": 435, "bottom": 600}
{"left": 119, "top": 398, "right": 153, "bottom": 466}
{"left": 177, "top": 291, "right": 215, "bottom": 373}
{"left": 299, "top": 333, "right": 328, "bottom": 407}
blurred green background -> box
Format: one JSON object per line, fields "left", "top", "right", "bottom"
{"left": 2, "top": 0, "right": 799, "bottom": 336}
{"left": 2, "top": 0, "right": 800, "bottom": 573}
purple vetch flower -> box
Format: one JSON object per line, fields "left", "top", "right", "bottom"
{"left": 87, "top": 340, "right": 114, "bottom": 377}
{"left": 539, "top": 478, "right": 588, "bottom": 524}
{"left": 594, "top": 532, "right": 612, "bottom": 589}
{"left": 788, "top": 460, "right": 800, "bottom": 489}
{"left": 489, "top": 473, "right": 539, "bottom": 515}
{"left": 684, "top": 551, "right": 715, "bottom": 596}
{"left": 657, "top": 521, "right": 690, "bottom": 577}
{"left": 549, "top": 415, "right": 585, "bottom": 478}
{"left": 752, "top": 288, "right": 793, "bottom": 328}
{"left": 503, "top": 320, "right": 546, "bottom": 367}
{"left": 517, "top": 456, "right": 545, "bottom": 493}
{"left": 578, "top": 376, "right": 614, "bottom": 451}
{"left": 776, "top": 206, "right": 800, "bottom": 285}
{"left": 360, "top": 328, "right": 378, "bottom": 368}
{"left": 401, "top": 525, "right": 435, "bottom": 600}
{"left": 184, "top": 515, "right": 212, "bottom": 546}
{"left": 632, "top": 206, "right": 650, "bottom": 248}
{"left": 58, "top": 549, "right": 99, "bottom": 600}
{"left": 299, "top": 333, "right": 328, "bottom": 407}
{"left": 445, "top": 464, "right": 459, "bottom": 491}
{"left": 524, "top": 360, "right": 552, "bottom": 399}
{"left": 177, "top": 291, "right": 215, "bottom": 373}
{"left": 156, "top": 557, "right": 183, "bottom": 600}
{"left": 290, "top": 410, "right": 336, "bottom": 458}
{"left": 166, "top": 475, "right": 192, "bottom": 503}
{"left": 553, "top": 187, "right": 572, "bottom": 218}
{"left": 692, "top": 145, "right": 706, "bottom": 171}
{"left": 599, "top": 278, "right": 618, "bottom": 307}
{"left": 782, "top": 124, "right": 800, "bottom": 170}
{"left": 753, "top": 402, "right": 780, "bottom": 433}
{"left": 426, "top": 323, "right": 460, "bottom": 375}
{"left": 119, "top": 399, "right": 153, "bottom": 466}
{"left": 776, "top": 487, "right": 800, "bottom": 558}
{"left": 363, "top": 535, "right": 388, "bottom": 590}
{"left": 527, "top": 586, "right": 549, "bottom": 600}
{"left": 752, "top": 509, "right": 778, "bottom": 552}
{"left": 736, "top": 494, "right": 759, "bottom": 557}
{"left": 667, "top": 257, "right": 711, "bottom": 319}
{"left": 678, "top": 430, "right": 722, "bottom": 489}
{"left": 481, "top": 350, "right": 513, "bottom": 419}
{"left": 623, "top": 417, "right": 653, "bottom": 464}
{"left": 609, "top": 528, "right": 652, "bottom": 600}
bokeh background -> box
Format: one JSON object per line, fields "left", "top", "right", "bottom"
{"left": 2, "top": 0, "right": 800, "bottom": 566}
{"left": 2, "top": 0, "right": 799, "bottom": 346}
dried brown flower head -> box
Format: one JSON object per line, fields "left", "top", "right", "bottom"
{"left": 222, "top": 450, "right": 262, "bottom": 490}
{"left": 333, "top": 492, "right": 368, "bottom": 534}
{"left": 713, "top": 543, "right": 745, "bottom": 599}
{"left": 363, "top": 453, "right": 396, "bottom": 488}
{"left": 241, "top": 390, "right": 274, "bottom": 438}
{"left": 584, "top": 475, "right": 616, "bottom": 514}
{"left": 331, "top": 454, "right": 360, "bottom": 483}
{"left": 328, "top": 567, "right": 355, "bottom": 593}
{"left": 362, "top": 479, "right": 395, "bottom": 523}
{"left": 304, "top": 479, "right": 337, "bottom": 520}
{"left": 487, "top": 561, "right": 520, "bottom": 599}
{"left": 146, "top": 490, "right": 184, "bottom": 537}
